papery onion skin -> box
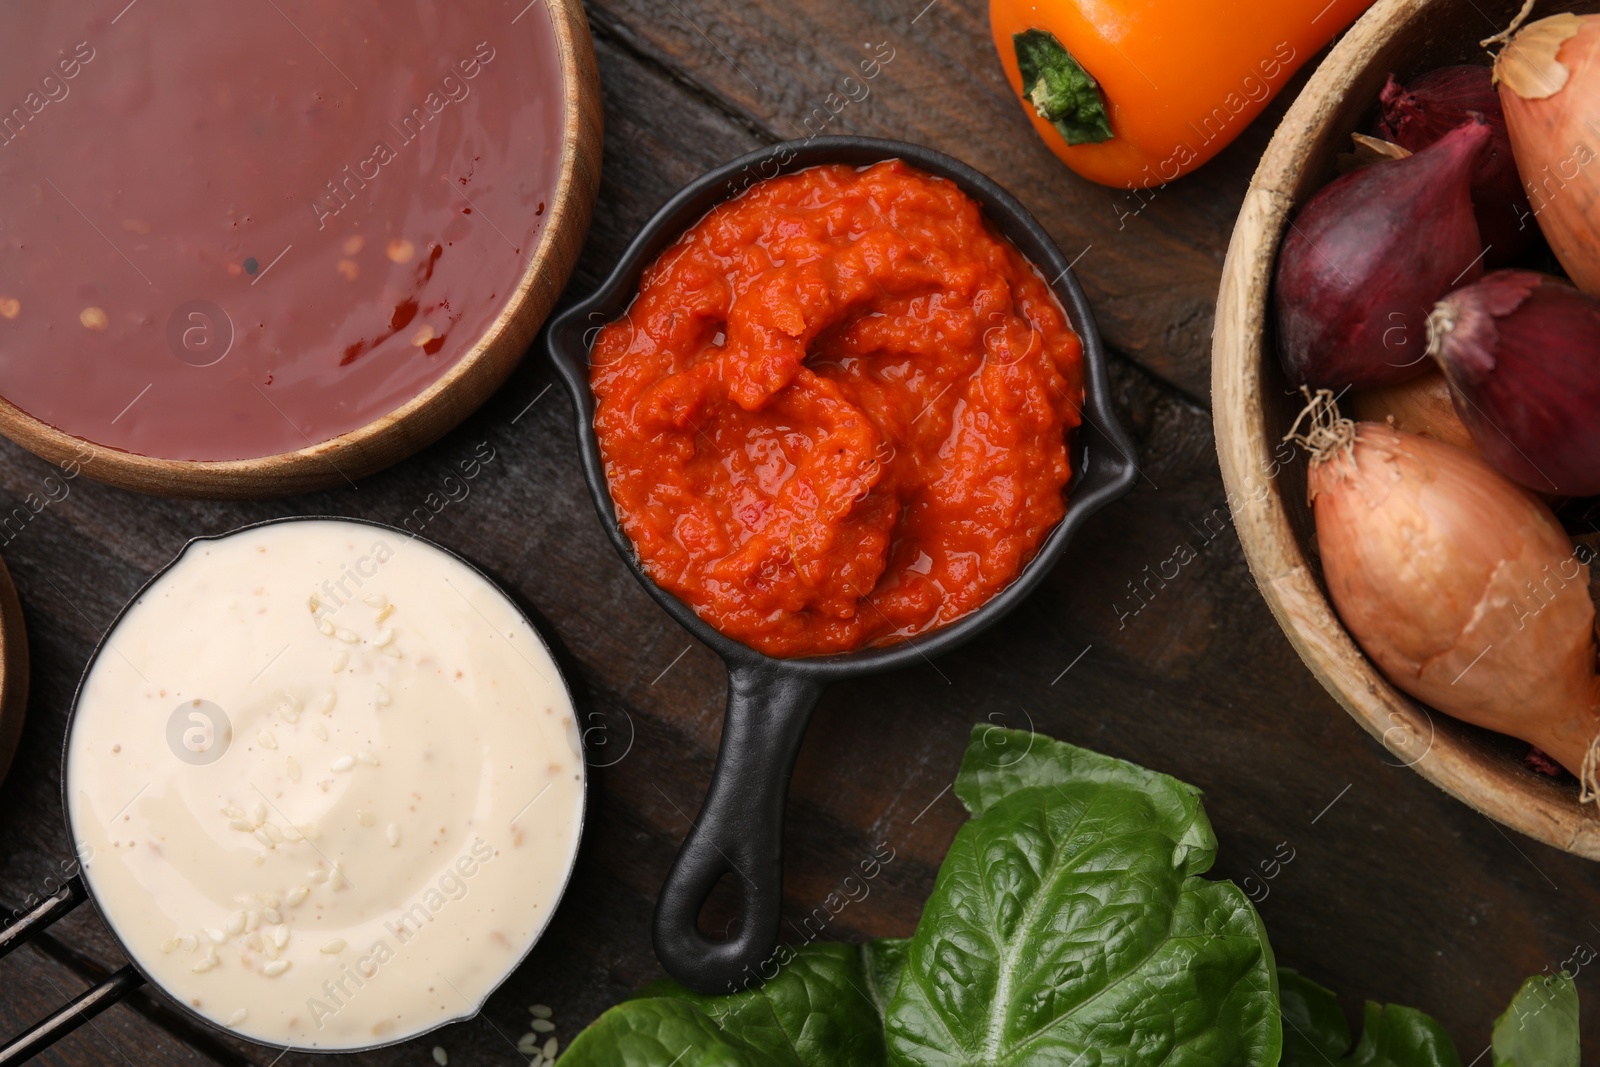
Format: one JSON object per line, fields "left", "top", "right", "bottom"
{"left": 1378, "top": 66, "right": 1536, "bottom": 266}
{"left": 1276, "top": 120, "right": 1490, "bottom": 391}
{"left": 1429, "top": 270, "right": 1600, "bottom": 496}
{"left": 1496, "top": 14, "right": 1600, "bottom": 295}
{"left": 1350, "top": 368, "right": 1477, "bottom": 452}
{"left": 1312, "top": 421, "right": 1600, "bottom": 777}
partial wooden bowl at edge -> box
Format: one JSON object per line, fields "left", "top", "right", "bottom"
{"left": 0, "top": 0, "right": 604, "bottom": 501}
{"left": 1213, "top": 0, "right": 1600, "bottom": 859}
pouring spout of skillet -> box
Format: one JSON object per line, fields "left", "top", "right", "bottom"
{"left": 546, "top": 136, "right": 1139, "bottom": 994}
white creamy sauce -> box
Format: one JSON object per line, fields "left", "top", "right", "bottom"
{"left": 66, "top": 520, "right": 584, "bottom": 1049}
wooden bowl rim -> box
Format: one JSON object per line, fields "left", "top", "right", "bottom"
{"left": 1212, "top": 0, "right": 1600, "bottom": 859}
{"left": 0, "top": 0, "right": 600, "bottom": 496}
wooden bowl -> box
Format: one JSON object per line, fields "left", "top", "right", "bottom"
{"left": 0, "top": 1, "right": 602, "bottom": 501}
{"left": 0, "top": 554, "right": 29, "bottom": 788}
{"left": 1214, "top": 0, "right": 1600, "bottom": 859}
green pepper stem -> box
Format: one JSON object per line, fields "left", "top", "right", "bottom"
{"left": 1012, "top": 29, "right": 1114, "bottom": 146}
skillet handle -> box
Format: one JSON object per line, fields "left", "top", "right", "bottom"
{"left": 0, "top": 876, "right": 147, "bottom": 1064}
{"left": 653, "top": 662, "right": 827, "bottom": 995}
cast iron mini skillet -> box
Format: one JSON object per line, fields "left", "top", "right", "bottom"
{"left": 547, "top": 136, "right": 1140, "bottom": 995}
{"left": 0, "top": 516, "right": 586, "bottom": 1062}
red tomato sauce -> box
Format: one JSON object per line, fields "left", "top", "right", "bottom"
{"left": 0, "top": 1, "right": 563, "bottom": 461}
{"left": 591, "top": 161, "right": 1085, "bottom": 658}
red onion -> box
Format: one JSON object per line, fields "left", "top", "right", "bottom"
{"left": 1428, "top": 270, "right": 1600, "bottom": 496}
{"left": 1378, "top": 66, "right": 1535, "bottom": 266}
{"left": 1276, "top": 119, "right": 1491, "bottom": 391}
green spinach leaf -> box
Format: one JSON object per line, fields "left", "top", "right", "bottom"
{"left": 885, "top": 726, "right": 1281, "bottom": 1066}
{"left": 1279, "top": 968, "right": 1352, "bottom": 1064}
{"left": 560, "top": 943, "right": 888, "bottom": 1067}
{"left": 1341, "top": 1003, "right": 1464, "bottom": 1067}
{"left": 1493, "top": 973, "right": 1579, "bottom": 1067}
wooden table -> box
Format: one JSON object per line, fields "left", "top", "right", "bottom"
{"left": 3, "top": 1, "right": 1597, "bottom": 1063}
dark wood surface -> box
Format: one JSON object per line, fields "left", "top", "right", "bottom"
{"left": 2, "top": 1, "right": 1597, "bottom": 1064}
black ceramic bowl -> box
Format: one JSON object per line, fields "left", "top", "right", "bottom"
{"left": 546, "top": 136, "right": 1138, "bottom": 994}
{"left": 0, "top": 517, "right": 586, "bottom": 1062}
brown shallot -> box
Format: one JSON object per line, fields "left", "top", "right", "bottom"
{"left": 1288, "top": 391, "right": 1600, "bottom": 794}
{"left": 1494, "top": 12, "right": 1600, "bottom": 293}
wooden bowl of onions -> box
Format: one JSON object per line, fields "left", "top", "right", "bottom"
{"left": 1215, "top": 0, "right": 1600, "bottom": 858}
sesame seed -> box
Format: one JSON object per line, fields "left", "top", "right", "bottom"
{"left": 160, "top": 938, "right": 178, "bottom": 953}
{"left": 226, "top": 1008, "right": 247, "bottom": 1027}
{"left": 309, "top": 869, "right": 328, "bottom": 884}
{"left": 254, "top": 829, "right": 274, "bottom": 849}
{"left": 272, "top": 925, "right": 289, "bottom": 949}
{"left": 312, "top": 723, "right": 328, "bottom": 741}
{"left": 264, "top": 907, "right": 282, "bottom": 924}
{"left": 287, "top": 757, "right": 302, "bottom": 782}
{"left": 178, "top": 935, "right": 197, "bottom": 952}
{"left": 411, "top": 324, "right": 436, "bottom": 347}
{"left": 531, "top": 1019, "right": 555, "bottom": 1033}
{"left": 543, "top": 1038, "right": 558, "bottom": 1059}
{"left": 245, "top": 910, "right": 260, "bottom": 933}
{"left": 328, "top": 865, "right": 346, "bottom": 890}
{"left": 332, "top": 651, "right": 349, "bottom": 672}
{"left": 530, "top": 1004, "right": 553, "bottom": 1018}
{"left": 317, "top": 690, "right": 337, "bottom": 714}
{"left": 252, "top": 802, "right": 267, "bottom": 825}
{"left": 318, "top": 618, "right": 336, "bottom": 637}
{"left": 321, "top": 939, "right": 347, "bottom": 953}
{"left": 226, "top": 911, "right": 246, "bottom": 935}
{"left": 193, "top": 956, "right": 217, "bottom": 973}
{"left": 229, "top": 818, "right": 254, "bottom": 832}
{"left": 221, "top": 805, "right": 244, "bottom": 819}
{"left": 205, "top": 927, "right": 226, "bottom": 944}
{"left": 258, "top": 731, "right": 278, "bottom": 750}
{"left": 382, "top": 644, "right": 402, "bottom": 659}
{"left": 432, "top": 1047, "right": 448, "bottom": 1067}
{"left": 364, "top": 594, "right": 387, "bottom": 608}
{"left": 80, "top": 306, "right": 109, "bottom": 331}
{"left": 517, "top": 1035, "right": 540, "bottom": 1055}
{"left": 377, "top": 604, "right": 395, "bottom": 623}
{"left": 386, "top": 823, "right": 400, "bottom": 847}
{"left": 0, "top": 298, "right": 20, "bottom": 320}
{"left": 336, "top": 627, "right": 358, "bottom": 643}
{"left": 389, "top": 239, "right": 416, "bottom": 264}
{"left": 285, "top": 885, "right": 310, "bottom": 906}
{"left": 263, "top": 960, "right": 290, "bottom": 977}
{"left": 373, "top": 628, "right": 394, "bottom": 647}
{"left": 331, "top": 755, "right": 355, "bottom": 772}
{"left": 357, "top": 751, "right": 379, "bottom": 767}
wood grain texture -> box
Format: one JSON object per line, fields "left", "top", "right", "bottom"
{"left": 1212, "top": 0, "right": 1600, "bottom": 860}
{"left": 0, "top": 556, "right": 27, "bottom": 790}
{"left": 0, "top": 0, "right": 604, "bottom": 501}
{"left": 0, "top": 1, "right": 1597, "bottom": 1065}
